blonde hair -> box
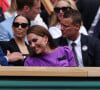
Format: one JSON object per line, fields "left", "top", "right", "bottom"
{"left": 49, "top": 0, "right": 78, "bottom": 27}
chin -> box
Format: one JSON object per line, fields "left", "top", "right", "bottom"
{"left": 35, "top": 51, "right": 41, "bottom": 55}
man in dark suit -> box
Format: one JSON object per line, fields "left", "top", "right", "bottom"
{"left": 54, "top": 10, "right": 100, "bottom": 66}
{"left": 76, "top": 0, "right": 100, "bottom": 31}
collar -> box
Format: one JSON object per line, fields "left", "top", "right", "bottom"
{"left": 67, "top": 34, "right": 81, "bottom": 46}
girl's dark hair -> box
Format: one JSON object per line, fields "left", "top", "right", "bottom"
{"left": 13, "top": 14, "right": 31, "bottom": 26}
{"left": 27, "top": 25, "right": 57, "bottom": 50}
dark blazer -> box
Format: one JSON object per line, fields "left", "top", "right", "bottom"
{"left": 0, "top": 39, "right": 31, "bottom": 66}
{"left": 0, "top": 46, "right": 8, "bottom": 66}
{"left": 76, "top": 0, "right": 100, "bottom": 31}
{"left": 54, "top": 34, "right": 100, "bottom": 66}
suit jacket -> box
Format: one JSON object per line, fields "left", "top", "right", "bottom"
{"left": 0, "top": 46, "right": 8, "bottom": 66}
{"left": 54, "top": 34, "right": 100, "bottom": 66}
{"left": 0, "top": 39, "right": 31, "bottom": 66}
{"left": 76, "top": 0, "right": 100, "bottom": 31}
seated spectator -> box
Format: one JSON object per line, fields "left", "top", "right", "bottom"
{"left": 54, "top": 9, "right": 100, "bottom": 66}
{"left": 0, "top": 14, "right": 31, "bottom": 66}
{"left": 24, "top": 25, "right": 76, "bottom": 67}
{"left": 0, "top": 0, "right": 47, "bottom": 41}
{"left": 49, "top": 0, "right": 87, "bottom": 39}
{"left": 4, "top": 0, "right": 48, "bottom": 29}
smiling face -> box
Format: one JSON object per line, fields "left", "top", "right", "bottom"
{"left": 55, "top": 0, "right": 70, "bottom": 21}
{"left": 12, "top": 16, "right": 29, "bottom": 39}
{"left": 27, "top": 33, "right": 48, "bottom": 55}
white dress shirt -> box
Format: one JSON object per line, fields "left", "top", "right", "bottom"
{"left": 67, "top": 34, "right": 84, "bottom": 67}
{"left": 49, "top": 23, "right": 88, "bottom": 39}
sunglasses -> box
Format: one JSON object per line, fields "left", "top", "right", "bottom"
{"left": 54, "top": 7, "right": 72, "bottom": 13}
{"left": 13, "top": 22, "right": 29, "bottom": 28}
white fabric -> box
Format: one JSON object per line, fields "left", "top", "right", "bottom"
{"left": 7, "top": 0, "right": 11, "bottom": 5}
{"left": 33, "top": 14, "right": 48, "bottom": 29}
{"left": 49, "top": 23, "right": 62, "bottom": 39}
{"left": 79, "top": 25, "right": 88, "bottom": 35}
{"left": 4, "top": 11, "right": 13, "bottom": 19}
{"left": 91, "top": 6, "right": 100, "bottom": 27}
{"left": 88, "top": 6, "right": 100, "bottom": 34}
{"left": 49, "top": 23, "right": 88, "bottom": 39}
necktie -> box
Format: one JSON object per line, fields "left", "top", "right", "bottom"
{"left": 71, "top": 42, "right": 79, "bottom": 66}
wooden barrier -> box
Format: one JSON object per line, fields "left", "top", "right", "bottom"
{"left": 0, "top": 67, "right": 87, "bottom": 76}
{"left": 0, "top": 67, "right": 100, "bottom": 77}
{"left": 0, "top": 67, "right": 100, "bottom": 89}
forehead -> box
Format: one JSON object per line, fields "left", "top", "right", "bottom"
{"left": 14, "top": 16, "right": 28, "bottom": 23}
{"left": 56, "top": 0, "right": 70, "bottom": 7}
{"left": 28, "top": 33, "right": 40, "bottom": 38}
{"left": 61, "top": 18, "right": 72, "bottom": 24}
{"left": 28, "top": 33, "right": 42, "bottom": 41}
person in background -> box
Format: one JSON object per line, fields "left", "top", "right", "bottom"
{"left": 49, "top": 0, "right": 87, "bottom": 39}
{"left": 4, "top": 0, "right": 48, "bottom": 28}
{"left": 76, "top": 0, "right": 100, "bottom": 32}
{"left": 0, "top": 14, "right": 31, "bottom": 66}
{"left": 54, "top": 9, "right": 100, "bottom": 66}
{"left": 24, "top": 25, "right": 76, "bottom": 67}
{"left": 0, "top": 0, "right": 47, "bottom": 41}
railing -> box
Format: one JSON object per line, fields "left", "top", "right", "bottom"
{"left": 0, "top": 67, "right": 100, "bottom": 77}
{"left": 1, "top": 67, "right": 100, "bottom": 89}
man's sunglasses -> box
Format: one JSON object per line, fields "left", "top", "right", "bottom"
{"left": 54, "top": 7, "right": 72, "bottom": 13}
{"left": 13, "top": 22, "right": 29, "bottom": 28}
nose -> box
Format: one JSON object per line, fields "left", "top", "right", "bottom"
{"left": 59, "top": 9, "right": 63, "bottom": 13}
{"left": 18, "top": 25, "right": 22, "bottom": 28}
{"left": 61, "top": 25, "right": 64, "bottom": 31}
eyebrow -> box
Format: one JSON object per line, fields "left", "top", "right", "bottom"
{"left": 61, "top": 23, "right": 68, "bottom": 27}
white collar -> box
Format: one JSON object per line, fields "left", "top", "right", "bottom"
{"left": 67, "top": 34, "right": 81, "bottom": 46}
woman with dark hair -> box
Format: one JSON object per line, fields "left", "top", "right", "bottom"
{"left": 24, "top": 25, "right": 76, "bottom": 67}
{"left": 0, "top": 14, "right": 31, "bottom": 66}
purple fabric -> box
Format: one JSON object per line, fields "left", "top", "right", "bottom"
{"left": 24, "top": 46, "right": 76, "bottom": 67}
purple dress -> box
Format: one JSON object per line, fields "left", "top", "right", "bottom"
{"left": 24, "top": 46, "right": 76, "bottom": 67}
